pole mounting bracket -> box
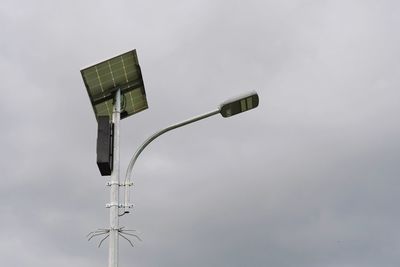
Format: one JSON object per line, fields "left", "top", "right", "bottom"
{"left": 106, "top": 203, "right": 134, "bottom": 208}
{"left": 106, "top": 181, "right": 134, "bottom": 187}
{"left": 106, "top": 202, "right": 122, "bottom": 208}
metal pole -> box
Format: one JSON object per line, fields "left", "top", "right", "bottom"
{"left": 109, "top": 89, "right": 121, "bottom": 267}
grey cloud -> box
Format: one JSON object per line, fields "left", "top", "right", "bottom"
{"left": 1, "top": 1, "right": 400, "bottom": 266}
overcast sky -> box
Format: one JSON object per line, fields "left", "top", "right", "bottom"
{"left": 1, "top": 0, "right": 400, "bottom": 266}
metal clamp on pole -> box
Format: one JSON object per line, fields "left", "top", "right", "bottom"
{"left": 106, "top": 202, "right": 122, "bottom": 208}
{"left": 106, "top": 181, "right": 132, "bottom": 186}
{"left": 106, "top": 203, "right": 134, "bottom": 208}
{"left": 106, "top": 181, "right": 120, "bottom": 186}
{"left": 123, "top": 182, "right": 134, "bottom": 187}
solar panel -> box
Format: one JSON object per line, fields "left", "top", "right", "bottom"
{"left": 81, "top": 50, "right": 148, "bottom": 120}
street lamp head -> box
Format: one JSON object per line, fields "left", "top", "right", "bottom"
{"left": 219, "top": 91, "right": 259, "bottom": 118}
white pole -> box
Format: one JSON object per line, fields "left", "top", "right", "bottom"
{"left": 109, "top": 89, "right": 121, "bottom": 267}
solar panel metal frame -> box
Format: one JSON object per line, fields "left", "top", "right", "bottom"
{"left": 81, "top": 49, "right": 148, "bottom": 120}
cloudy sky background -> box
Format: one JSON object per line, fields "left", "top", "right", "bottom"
{"left": 1, "top": 0, "right": 400, "bottom": 266}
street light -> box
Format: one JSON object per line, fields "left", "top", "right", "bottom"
{"left": 81, "top": 49, "right": 259, "bottom": 267}
{"left": 219, "top": 91, "right": 259, "bottom": 118}
{"left": 122, "top": 91, "right": 259, "bottom": 214}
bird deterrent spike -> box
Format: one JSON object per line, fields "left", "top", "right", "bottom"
{"left": 98, "top": 234, "right": 110, "bottom": 248}
{"left": 87, "top": 229, "right": 109, "bottom": 237}
{"left": 88, "top": 231, "right": 108, "bottom": 241}
{"left": 119, "top": 233, "right": 134, "bottom": 247}
{"left": 120, "top": 231, "right": 142, "bottom": 241}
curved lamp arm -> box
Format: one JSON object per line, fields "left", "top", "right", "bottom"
{"left": 122, "top": 90, "right": 259, "bottom": 214}
{"left": 123, "top": 108, "right": 220, "bottom": 211}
